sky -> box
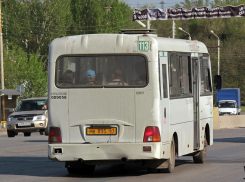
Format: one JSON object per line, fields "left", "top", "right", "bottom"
{"left": 122, "top": 0, "right": 183, "bottom": 9}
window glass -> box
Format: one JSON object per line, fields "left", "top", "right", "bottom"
{"left": 180, "top": 56, "right": 191, "bottom": 94}
{"left": 15, "top": 100, "right": 48, "bottom": 112}
{"left": 56, "top": 55, "right": 147, "bottom": 88}
{"left": 169, "top": 54, "right": 181, "bottom": 96}
{"left": 169, "top": 53, "right": 192, "bottom": 97}
{"left": 219, "top": 101, "right": 236, "bottom": 108}
{"left": 162, "top": 64, "right": 168, "bottom": 98}
{"left": 200, "top": 54, "right": 212, "bottom": 94}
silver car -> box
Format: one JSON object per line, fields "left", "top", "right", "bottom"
{"left": 6, "top": 97, "right": 48, "bottom": 137}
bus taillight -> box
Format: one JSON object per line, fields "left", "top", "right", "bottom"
{"left": 143, "top": 126, "right": 161, "bottom": 142}
{"left": 48, "top": 127, "right": 62, "bottom": 143}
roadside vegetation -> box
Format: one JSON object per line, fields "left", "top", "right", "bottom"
{"left": 1, "top": 0, "right": 245, "bottom": 106}
{"left": 241, "top": 106, "right": 245, "bottom": 112}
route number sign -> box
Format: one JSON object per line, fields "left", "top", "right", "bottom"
{"left": 139, "top": 41, "right": 149, "bottom": 51}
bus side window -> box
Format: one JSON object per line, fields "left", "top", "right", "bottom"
{"left": 169, "top": 53, "right": 192, "bottom": 98}
{"left": 179, "top": 55, "right": 192, "bottom": 95}
{"left": 162, "top": 64, "right": 168, "bottom": 98}
{"left": 200, "top": 56, "right": 212, "bottom": 95}
{"left": 169, "top": 53, "right": 181, "bottom": 96}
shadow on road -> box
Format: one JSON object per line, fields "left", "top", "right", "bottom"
{"left": 0, "top": 156, "right": 194, "bottom": 178}
{"left": 23, "top": 140, "right": 48, "bottom": 143}
{"left": 175, "top": 159, "right": 193, "bottom": 167}
{"left": 214, "top": 137, "right": 245, "bottom": 143}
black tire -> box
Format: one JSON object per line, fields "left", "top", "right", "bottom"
{"left": 164, "top": 137, "right": 176, "bottom": 173}
{"left": 24, "top": 132, "right": 31, "bottom": 137}
{"left": 40, "top": 130, "right": 44, "bottom": 135}
{"left": 7, "top": 130, "right": 15, "bottom": 137}
{"left": 193, "top": 133, "right": 207, "bottom": 163}
{"left": 44, "top": 127, "right": 49, "bottom": 136}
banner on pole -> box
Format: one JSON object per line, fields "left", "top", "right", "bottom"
{"left": 133, "top": 5, "right": 245, "bottom": 21}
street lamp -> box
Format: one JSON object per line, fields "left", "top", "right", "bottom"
{"left": 210, "top": 30, "right": 220, "bottom": 75}
{"left": 178, "top": 27, "right": 191, "bottom": 40}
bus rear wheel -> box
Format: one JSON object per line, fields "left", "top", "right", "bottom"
{"left": 193, "top": 133, "right": 207, "bottom": 163}
{"left": 164, "top": 137, "right": 175, "bottom": 173}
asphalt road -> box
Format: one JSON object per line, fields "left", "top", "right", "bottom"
{"left": 0, "top": 128, "right": 245, "bottom": 182}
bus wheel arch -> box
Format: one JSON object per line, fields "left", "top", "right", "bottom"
{"left": 205, "top": 124, "right": 210, "bottom": 145}
{"left": 173, "top": 132, "right": 178, "bottom": 156}
{"left": 193, "top": 128, "right": 208, "bottom": 163}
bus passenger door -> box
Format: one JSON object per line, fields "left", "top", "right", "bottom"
{"left": 192, "top": 55, "right": 200, "bottom": 149}
{"left": 159, "top": 52, "right": 170, "bottom": 143}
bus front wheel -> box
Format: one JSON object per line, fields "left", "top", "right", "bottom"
{"left": 193, "top": 133, "right": 207, "bottom": 163}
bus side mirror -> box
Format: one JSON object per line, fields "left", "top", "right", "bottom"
{"left": 214, "top": 75, "right": 222, "bottom": 90}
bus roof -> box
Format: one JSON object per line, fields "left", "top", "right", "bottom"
{"left": 49, "top": 34, "right": 208, "bottom": 59}
{"left": 153, "top": 36, "right": 208, "bottom": 53}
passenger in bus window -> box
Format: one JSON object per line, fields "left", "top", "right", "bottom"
{"left": 107, "top": 68, "right": 128, "bottom": 85}
{"left": 86, "top": 70, "right": 97, "bottom": 85}
{"left": 60, "top": 70, "right": 74, "bottom": 85}
{"left": 95, "top": 72, "right": 106, "bottom": 85}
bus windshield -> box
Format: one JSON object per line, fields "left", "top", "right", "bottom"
{"left": 56, "top": 55, "right": 147, "bottom": 88}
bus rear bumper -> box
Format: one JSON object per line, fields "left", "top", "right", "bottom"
{"left": 48, "top": 142, "right": 164, "bottom": 162}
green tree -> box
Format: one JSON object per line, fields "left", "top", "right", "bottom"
{"left": 168, "top": 0, "right": 245, "bottom": 104}
{"left": 2, "top": 0, "right": 71, "bottom": 63}
{"left": 4, "top": 44, "right": 47, "bottom": 98}
{"left": 69, "top": 0, "right": 132, "bottom": 34}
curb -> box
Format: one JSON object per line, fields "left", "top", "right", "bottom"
{"left": 0, "top": 128, "right": 7, "bottom": 135}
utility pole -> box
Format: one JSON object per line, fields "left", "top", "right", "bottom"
{"left": 159, "top": 1, "right": 165, "bottom": 10}
{"left": 210, "top": 30, "right": 220, "bottom": 75}
{"left": 104, "top": 6, "right": 112, "bottom": 26}
{"left": 172, "top": 20, "right": 175, "bottom": 38}
{"left": 0, "top": 0, "right": 6, "bottom": 125}
{"left": 0, "top": 1, "right": 5, "bottom": 90}
{"left": 104, "top": 6, "right": 112, "bottom": 14}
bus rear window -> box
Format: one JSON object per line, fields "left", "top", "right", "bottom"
{"left": 56, "top": 55, "right": 147, "bottom": 88}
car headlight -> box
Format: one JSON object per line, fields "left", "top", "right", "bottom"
{"left": 7, "top": 117, "right": 16, "bottom": 122}
{"left": 33, "top": 115, "right": 46, "bottom": 121}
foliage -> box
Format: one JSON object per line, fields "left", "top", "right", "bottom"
{"left": 4, "top": 43, "right": 47, "bottom": 98}
{"left": 1, "top": 0, "right": 132, "bottom": 97}
{"left": 2, "top": 0, "right": 71, "bottom": 63}
{"left": 2, "top": 0, "right": 245, "bottom": 106}
{"left": 69, "top": 0, "right": 132, "bottom": 34}
{"left": 163, "top": 0, "right": 245, "bottom": 105}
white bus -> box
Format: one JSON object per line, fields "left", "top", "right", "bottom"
{"left": 48, "top": 30, "right": 214, "bottom": 174}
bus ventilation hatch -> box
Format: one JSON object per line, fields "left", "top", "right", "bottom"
{"left": 119, "top": 29, "right": 156, "bottom": 34}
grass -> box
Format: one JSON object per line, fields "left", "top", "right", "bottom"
{"left": 241, "top": 106, "right": 245, "bottom": 112}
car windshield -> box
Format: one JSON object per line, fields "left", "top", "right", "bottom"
{"left": 219, "top": 102, "right": 235, "bottom": 108}
{"left": 15, "top": 99, "right": 48, "bottom": 112}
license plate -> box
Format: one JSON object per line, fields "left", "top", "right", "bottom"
{"left": 224, "top": 114, "right": 229, "bottom": 116}
{"left": 18, "top": 122, "right": 31, "bottom": 126}
{"left": 86, "top": 128, "right": 117, "bottom": 135}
